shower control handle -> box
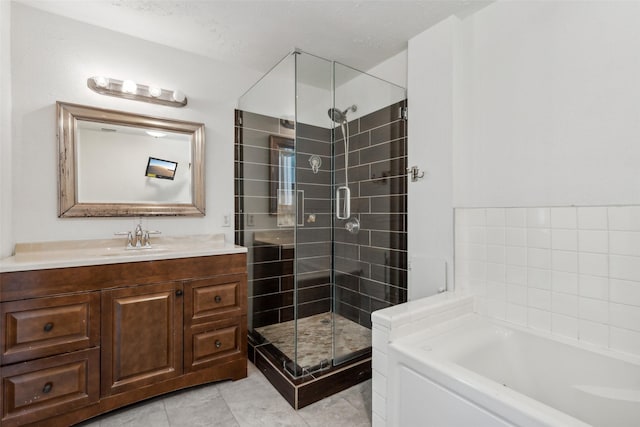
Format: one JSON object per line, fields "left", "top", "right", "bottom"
{"left": 336, "top": 186, "right": 351, "bottom": 220}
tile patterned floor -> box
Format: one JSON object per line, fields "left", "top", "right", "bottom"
{"left": 254, "top": 312, "right": 372, "bottom": 369}
{"left": 76, "top": 362, "right": 372, "bottom": 427}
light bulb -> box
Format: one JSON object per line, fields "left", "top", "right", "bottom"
{"left": 93, "top": 76, "right": 108, "bottom": 88}
{"left": 148, "top": 86, "right": 162, "bottom": 97}
{"left": 172, "top": 90, "right": 185, "bottom": 103}
{"left": 122, "top": 80, "right": 137, "bottom": 94}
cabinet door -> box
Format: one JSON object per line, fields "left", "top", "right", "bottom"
{"left": 101, "top": 282, "right": 183, "bottom": 396}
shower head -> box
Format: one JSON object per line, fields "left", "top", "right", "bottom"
{"left": 327, "top": 105, "right": 357, "bottom": 124}
{"left": 327, "top": 108, "right": 347, "bottom": 124}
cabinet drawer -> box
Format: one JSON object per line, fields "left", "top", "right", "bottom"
{"left": 1, "top": 348, "right": 100, "bottom": 427}
{"left": 1, "top": 293, "right": 100, "bottom": 364}
{"left": 186, "top": 274, "right": 246, "bottom": 324}
{"left": 185, "top": 317, "right": 246, "bottom": 372}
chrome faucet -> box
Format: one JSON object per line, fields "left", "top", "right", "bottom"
{"left": 115, "top": 222, "right": 161, "bottom": 249}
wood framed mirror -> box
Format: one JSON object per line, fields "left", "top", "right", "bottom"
{"left": 57, "top": 102, "right": 205, "bottom": 217}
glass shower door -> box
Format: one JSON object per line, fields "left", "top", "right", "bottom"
{"left": 332, "top": 61, "right": 408, "bottom": 365}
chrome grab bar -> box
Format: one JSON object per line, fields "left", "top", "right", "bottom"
{"left": 336, "top": 186, "right": 350, "bottom": 220}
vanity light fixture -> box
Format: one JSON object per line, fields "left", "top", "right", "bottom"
{"left": 87, "top": 76, "right": 188, "bottom": 107}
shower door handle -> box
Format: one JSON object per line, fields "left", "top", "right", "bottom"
{"left": 336, "top": 186, "right": 350, "bottom": 220}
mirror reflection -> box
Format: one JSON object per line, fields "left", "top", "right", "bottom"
{"left": 76, "top": 121, "right": 192, "bottom": 204}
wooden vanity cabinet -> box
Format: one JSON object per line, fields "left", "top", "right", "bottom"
{"left": 0, "top": 253, "right": 247, "bottom": 427}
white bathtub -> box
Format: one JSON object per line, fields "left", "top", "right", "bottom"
{"left": 373, "top": 295, "right": 640, "bottom": 427}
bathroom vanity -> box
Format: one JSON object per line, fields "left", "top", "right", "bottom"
{"left": 0, "top": 235, "right": 247, "bottom": 427}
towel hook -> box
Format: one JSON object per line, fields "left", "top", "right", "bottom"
{"left": 407, "top": 166, "right": 425, "bottom": 182}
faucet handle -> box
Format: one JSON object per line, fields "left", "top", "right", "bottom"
{"left": 114, "top": 231, "right": 134, "bottom": 248}
{"left": 142, "top": 230, "right": 161, "bottom": 247}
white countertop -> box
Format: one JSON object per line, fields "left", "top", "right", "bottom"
{"left": 0, "top": 234, "right": 247, "bottom": 273}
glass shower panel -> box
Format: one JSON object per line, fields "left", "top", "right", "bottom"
{"left": 236, "top": 53, "right": 300, "bottom": 370}
{"left": 332, "top": 62, "right": 408, "bottom": 365}
{"left": 292, "top": 52, "right": 334, "bottom": 373}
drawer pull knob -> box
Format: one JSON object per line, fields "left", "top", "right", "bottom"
{"left": 42, "top": 382, "right": 53, "bottom": 394}
{"left": 175, "top": 289, "right": 183, "bottom": 296}
{"left": 215, "top": 339, "right": 222, "bottom": 349}
{"left": 214, "top": 295, "right": 222, "bottom": 303}
{"left": 43, "top": 322, "right": 54, "bottom": 332}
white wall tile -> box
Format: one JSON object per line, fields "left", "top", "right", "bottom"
{"left": 579, "top": 275, "right": 609, "bottom": 300}
{"left": 609, "top": 303, "right": 640, "bottom": 332}
{"left": 507, "top": 284, "right": 527, "bottom": 305}
{"left": 506, "top": 303, "right": 527, "bottom": 326}
{"left": 505, "top": 208, "right": 527, "bottom": 227}
{"left": 578, "top": 230, "right": 608, "bottom": 254}
{"left": 486, "top": 208, "right": 506, "bottom": 227}
{"left": 608, "top": 206, "right": 640, "bottom": 231}
{"left": 486, "top": 281, "right": 506, "bottom": 299}
{"left": 506, "top": 246, "right": 527, "bottom": 266}
{"left": 528, "top": 268, "right": 551, "bottom": 290}
{"left": 610, "top": 255, "right": 640, "bottom": 282}
{"left": 468, "top": 227, "right": 487, "bottom": 244}
{"left": 506, "top": 227, "right": 527, "bottom": 247}
{"left": 610, "top": 327, "right": 640, "bottom": 355}
{"left": 527, "top": 228, "right": 551, "bottom": 249}
{"left": 527, "top": 208, "right": 551, "bottom": 228}
{"left": 552, "top": 271, "right": 578, "bottom": 295}
{"left": 551, "top": 207, "right": 577, "bottom": 229}
{"left": 579, "top": 319, "right": 609, "bottom": 347}
{"left": 528, "top": 288, "right": 551, "bottom": 310}
{"left": 579, "top": 297, "right": 608, "bottom": 323}
{"left": 487, "top": 245, "right": 506, "bottom": 264}
{"left": 467, "top": 209, "right": 486, "bottom": 226}
{"left": 455, "top": 209, "right": 470, "bottom": 227}
{"left": 552, "top": 313, "right": 578, "bottom": 339}
{"left": 487, "top": 263, "right": 506, "bottom": 282}
{"left": 468, "top": 260, "right": 487, "bottom": 280}
{"left": 577, "top": 207, "right": 608, "bottom": 230}
{"left": 528, "top": 307, "right": 551, "bottom": 331}
{"left": 468, "top": 243, "right": 487, "bottom": 261}
{"left": 610, "top": 279, "right": 640, "bottom": 307}
{"left": 528, "top": 248, "right": 551, "bottom": 270}
{"left": 578, "top": 252, "right": 608, "bottom": 277}
{"left": 506, "top": 265, "right": 527, "bottom": 285}
{"left": 486, "top": 227, "right": 506, "bottom": 245}
{"left": 609, "top": 231, "right": 640, "bottom": 257}
{"left": 552, "top": 292, "right": 578, "bottom": 317}
{"left": 487, "top": 298, "right": 506, "bottom": 320}
{"left": 551, "top": 229, "right": 578, "bottom": 251}
{"left": 552, "top": 250, "right": 578, "bottom": 273}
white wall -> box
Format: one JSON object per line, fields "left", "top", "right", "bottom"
{"left": 0, "top": 1, "right": 12, "bottom": 257}
{"left": 454, "top": 0, "right": 640, "bottom": 207}
{"left": 9, "top": 3, "right": 261, "bottom": 248}
{"left": 407, "top": 17, "right": 459, "bottom": 299}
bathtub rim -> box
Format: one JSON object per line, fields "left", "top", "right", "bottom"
{"left": 388, "top": 313, "right": 640, "bottom": 427}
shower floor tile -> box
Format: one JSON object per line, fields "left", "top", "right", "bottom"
{"left": 255, "top": 312, "right": 371, "bottom": 369}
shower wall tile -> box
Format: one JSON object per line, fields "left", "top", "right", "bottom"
{"left": 455, "top": 205, "right": 640, "bottom": 358}
{"left": 334, "top": 100, "right": 408, "bottom": 328}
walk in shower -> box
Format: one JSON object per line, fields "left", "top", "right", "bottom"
{"left": 235, "top": 50, "right": 407, "bottom": 408}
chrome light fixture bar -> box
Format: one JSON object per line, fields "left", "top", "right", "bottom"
{"left": 87, "top": 76, "right": 188, "bottom": 108}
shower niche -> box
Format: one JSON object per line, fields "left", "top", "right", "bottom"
{"left": 235, "top": 50, "right": 407, "bottom": 408}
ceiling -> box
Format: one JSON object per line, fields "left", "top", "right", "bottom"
{"left": 16, "top": 0, "right": 490, "bottom": 73}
